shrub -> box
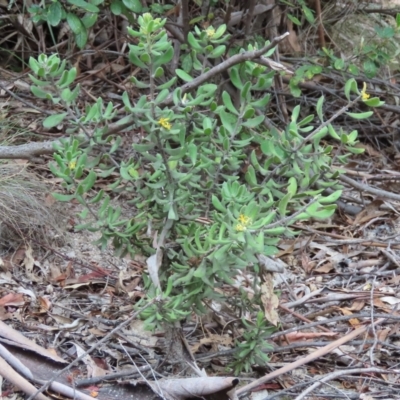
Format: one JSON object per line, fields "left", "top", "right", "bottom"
{"left": 28, "top": 13, "right": 382, "bottom": 373}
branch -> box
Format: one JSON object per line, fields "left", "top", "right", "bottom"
{"left": 0, "top": 141, "right": 59, "bottom": 159}
{"left": 161, "top": 32, "right": 290, "bottom": 107}
{"left": 339, "top": 174, "right": 400, "bottom": 202}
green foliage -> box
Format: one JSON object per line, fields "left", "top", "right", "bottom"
{"left": 28, "top": 14, "right": 382, "bottom": 374}
{"left": 231, "top": 311, "right": 275, "bottom": 375}
{"left": 321, "top": 13, "right": 400, "bottom": 79}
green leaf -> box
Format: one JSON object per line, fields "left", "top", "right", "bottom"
{"left": 43, "top": 112, "right": 68, "bottom": 128}
{"left": 334, "top": 58, "right": 344, "bottom": 70}
{"left": 320, "top": 190, "right": 342, "bottom": 204}
{"left": 251, "top": 94, "right": 270, "bottom": 108}
{"left": 157, "top": 77, "right": 177, "bottom": 90}
{"left": 187, "top": 32, "right": 202, "bottom": 51}
{"left": 291, "top": 105, "right": 300, "bottom": 122}
{"left": 287, "top": 13, "right": 301, "bottom": 26}
{"left": 397, "top": 13, "right": 400, "bottom": 28}
{"left": 310, "top": 205, "right": 336, "bottom": 220}
{"left": 289, "top": 79, "right": 301, "bottom": 97}
{"left": 243, "top": 107, "right": 255, "bottom": 119}
{"left": 81, "top": 13, "right": 98, "bottom": 28}
{"left": 188, "top": 142, "right": 197, "bottom": 165}
{"left": 240, "top": 81, "right": 251, "bottom": 101}
{"left": 81, "top": 170, "right": 97, "bottom": 191}
{"left": 245, "top": 165, "right": 257, "bottom": 186}
{"left": 131, "top": 76, "right": 150, "bottom": 89}
{"left": 348, "top": 64, "right": 359, "bottom": 75}
{"left": 128, "top": 50, "right": 147, "bottom": 69}
{"left": 122, "top": 0, "right": 142, "bottom": 12}
{"left": 213, "top": 243, "right": 231, "bottom": 261}
{"left": 29, "top": 57, "right": 40, "bottom": 74}
{"left": 31, "top": 85, "right": 49, "bottom": 99}
{"left": 47, "top": 2, "right": 62, "bottom": 26}
{"left": 110, "top": 0, "right": 122, "bottom": 14}
{"left": 75, "top": 28, "right": 88, "bottom": 49}
{"left": 58, "top": 68, "right": 77, "bottom": 88}
{"left": 287, "top": 177, "right": 297, "bottom": 196}
{"left": 154, "top": 47, "right": 174, "bottom": 68}
{"left": 68, "top": 0, "right": 99, "bottom": 12}
{"left": 278, "top": 193, "right": 291, "bottom": 217}
{"left": 222, "top": 91, "right": 238, "bottom": 115}
{"left": 154, "top": 66, "right": 164, "bottom": 78}
{"left": 176, "top": 69, "right": 193, "bottom": 82}
{"left": 88, "top": 189, "right": 104, "bottom": 204}
{"left": 346, "top": 111, "right": 373, "bottom": 120}
{"left": 363, "top": 59, "right": 378, "bottom": 79}
{"left": 344, "top": 78, "right": 357, "bottom": 101}
{"left": 328, "top": 124, "right": 340, "bottom": 140}
{"left": 230, "top": 66, "right": 243, "bottom": 89}
{"left": 51, "top": 192, "right": 75, "bottom": 202}
{"left": 219, "top": 110, "right": 234, "bottom": 135}
{"left": 363, "top": 97, "right": 384, "bottom": 107}
{"left": 66, "top": 13, "right": 82, "bottom": 33}
{"left": 241, "top": 114, "right": 264, "bottom": 128}
{"left": 212, "top": 195, "right": 226, "bottom": 212}
{"left": 316, "top": 95, "right": 324, "bottom": 122}
{"left": 155, "top": 89, "right": 169, "bottom": 103}
{"left": 209, "top": 45, "right": 226, "bottom": 58}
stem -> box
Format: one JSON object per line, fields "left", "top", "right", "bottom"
{"left": 204, "top": 111, "right": 244, "bottom": 217}
{"left": 294, "top": 95, "right": 361, "bottom": 152}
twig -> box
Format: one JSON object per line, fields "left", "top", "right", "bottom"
{"left": 295, "top": 367, "right": 399, "bottom": 400}
{"left": 75, "top": 366, "right": 152, "bottom": 387}
{"left": 27, "top": 298, "right": 158, "bottom": 400}
{"left": 269, "top": 313, "right": 397, "bottom": 340}
{"left": 161, "top": 32, "right": 290, "bottom": 107}
{"left": 314, "top": 0, "right": 325, "bottom": 48}
{"left": 181, "top": 0, "right": 189, "bottom": 43}
{"left": 278, "top": 304, "right": 333, "bottom": 334}
{"left": 339, "top": 174, "right": 400, "bottom": 202}
{"left": 295, "top": 95, "right": 361, "bottom": 151}
{"left": 368, "top": 277, "right": 378, "bottom": 365}
{"left": 0, "top": 81, "right": 53, "bottom": 115}
{"left": 236, "top": 318, "right": 386, "bottom": 396}
{"left": 262, "top": 196, "right": 320, "bottom": 231}
{"left": 244, "top": 0, "right": 255, "bottom": 36}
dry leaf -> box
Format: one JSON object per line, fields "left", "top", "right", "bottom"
{"left": 261, "top": 274, "right": 280, "bottom": 326}
{"left": 339, "top": 308, "right": 360, "bottom": 327}
{"left": 0, "top": 293, "right": 25, "bottom": 307}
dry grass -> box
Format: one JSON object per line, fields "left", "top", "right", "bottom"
{"left": 0, "top": 164, "right": 62, "bottom": 248}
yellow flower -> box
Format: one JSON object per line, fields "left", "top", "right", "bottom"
{"left": 235, "top": 223, "right": 246, "bottom": 232}
{"left": 68, "top": 160, "right": 77, "bottom": 170}
{"left": 158, "top": 117, "right": 171, "bottom": 130}
{"left": 206, "top": 27, "right": 215, "bottom": 38}
{"left": 238, "top": 214, "right": 252, "bottom": 225}
{"left": 361, "top": 82, "right": 370, "bottom": 101}
{"left": 235, "top": 214, "right": 252, "bottom": 231}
